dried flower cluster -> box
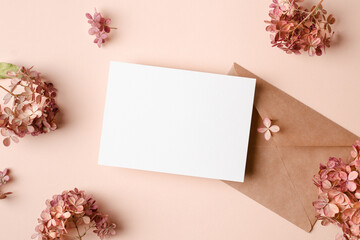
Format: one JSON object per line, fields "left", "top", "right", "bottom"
{"left": 313, "top": 141, "right": 360, "bottom": 240}
{"left": 0, "top": 63, "right": 58, "bottom": 147}
{"left": 32, "top": 188, "right": 116, "bottom": 240}
{"left": 0, "top": 168, "right": 11, "bottom": 199}
{"left": 86, "top": 9, "right": 116, "bottom": 48}
{"left": 265, "top": 0, "right": 336, "bottom": 56}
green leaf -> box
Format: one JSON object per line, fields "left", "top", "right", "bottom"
{"left": 0, "top": 62, "right": 19, "bottom": 79}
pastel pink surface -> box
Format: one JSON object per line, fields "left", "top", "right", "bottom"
{"left": 0, "top": 0, "right": 359, "bottom": 239}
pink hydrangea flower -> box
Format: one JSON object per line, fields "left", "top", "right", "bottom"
{"left": 313, "top": 141, "right": 360, "bottom": 240}
{"left": 86, "top": 9, "right": 116, "bottom": 48}
{"left": 257, "top": 117, "right": 280, "bottom": 141}
{"left": 346, "top": 170, "right": 359, "bottom": 192}
{"left": 0, "top": 63, "right": 59, "bottom": 147}
{"left": 351, "top": 141, "right": 360, "bottom": 166}
{"left": 265, "top": 0, "right": 335, "bottom": 56}
{"left": 1, "top": 128, "right": 19, "bottom": 147}
{"left": 0, "top": 168, "right": 12, "bottom": 199}
{"left": 32, "top": 188, "right": 116, "bottom": 240}
{"left": 0, "top": 168, "right": 10, "bottom": 186}
{"left": 306, "top": 36, "right": 322, "bottom": 57}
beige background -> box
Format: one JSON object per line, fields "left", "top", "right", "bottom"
{"left": 0, "top": 0, "right": 359, "bottom": 239}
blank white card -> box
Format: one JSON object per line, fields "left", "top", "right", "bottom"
{"left": 98, "top": 62, "right": 256, "bottom": 182}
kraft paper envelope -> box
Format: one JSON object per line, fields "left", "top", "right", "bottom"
{"left": 224, "top": 63, "right": 359, "bottom": 232}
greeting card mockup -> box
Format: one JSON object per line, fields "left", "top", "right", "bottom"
{"left": 98, "top": 62, "right": 256, "bottom": 182}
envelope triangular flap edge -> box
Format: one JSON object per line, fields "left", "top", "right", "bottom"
{"left": 224, "top": 63, "right": 358, "bottom": 232}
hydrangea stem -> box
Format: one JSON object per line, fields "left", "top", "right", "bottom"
{"left": 73, "top": 221, "right": 93, "bottom": 240}
{"left": 74, "top": 222, "right": 83, "bottom": 240}
{"left": 292, "top": 0, "right": 325, "bottom": 32}
{"left": 0, "top": 85, "right": 16, "bottom": 97}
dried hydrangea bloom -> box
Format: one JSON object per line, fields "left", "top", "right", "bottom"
{"left": 0, "top": 168, "right": 12, "bottom": 199}
{"left": 265, "top": 0, "right": 336, "bottom": 56}
{"left": 0, "top": 63, "right": 59, "bottom": 147}
{"left": 86, "top": 9, "right": 116, "bottom": 48}
{"left": 313, "top": 141, "right": 360, "bottom": 239}
{"left": 32, "top": 188, "right": 116, "bottom": 240}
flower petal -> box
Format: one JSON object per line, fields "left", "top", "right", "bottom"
{"left": 343, "top": 208, "right": 355, "bottom": 218}
{"left": 322, "top": 180, "right": 332, "bottom": 189}
{"left": 1, "top": 129, "right": 8, "bottom": 137}
{"left": 269, "top": 125, "right": 280, "bottom": 133}
{"left": 324, "top": 203, "right": 339, "bottom": 217}
{"left": 339, "top": 171, "right": 348, "bottom": 180}
{"left": 63, "top": 212, "right": 71, "bottom": 219}
{"left": 308, "top": 47, "right": 316, "bottom": 57}
{"left": 355, "top": 191, "right": 360, "bottom": 199}
{"left": 263, "top": 118, "right": 271, "bottom": 128}
{"left": 313, "top": 38, "right": 321, "bottom": 45}
{"left": 264, "top": 130, "right": 271, "bottom": 141}
{"left": 85, "top": 13, "right": 93, "bottom": 19}
{"left": 352, "top": 211, "right": 360, "bottom": 225}
{"left": 334, "top": 194, "right": 344, "bottom": 204}
{"left": 349, "top": 171, "right": 359, "bottom": 181}
{"left": 257, "top": 127, "right": 267, "bottom": 133}
{"left": 321, "top": 219, "right": 331, "bottom": 226}
{"left": 83, "top": 216, "right": 91, "bottom": 224}
{"left": 88, "top": 27, "right": 97, "bottom": 35}
{"left": 347, "top": 181, "right": 357, "bottom": 192}
{"left": 11, "top": 136, "right": 19, "bottom": 143}
{"left": 3, "top": 93, "right": 12, "bottom": 104}
{"left": 352, "top": 148, "right": 358, "bottom": 158}
{"left": 3, "top": 137, "right": 10, "bottom": 147}
{"left": 351, "top": 224, "right": 360, "bottom": 237}
{"left": 27, "top": 126, "right": 35, "bottom": 133}
{"left": 313, "top": 200, "right": 327, "bottom": 209}
{"left": 101, "top": 33, "right": 108, "bottom": 39}
{"left": 2, "top": 175, "right": 9, "bottom": 182}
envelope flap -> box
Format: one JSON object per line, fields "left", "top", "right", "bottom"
{"left": 223, "top": 109, "right": 314, "bottom": 232}
{"left": 227, "top": 63, "right": 359, "bottom": 232}
{"left": 233, "top": 63, "right": 357, "bottom": 147}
